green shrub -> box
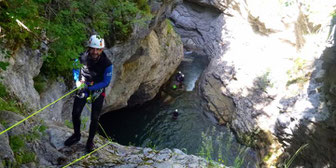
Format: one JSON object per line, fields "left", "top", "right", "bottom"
{"left": 134, "top": 0, "right": 151, "bottom": 14}
{"left": 166, "top": 19, "right": 174, "bottom": 34}
{"left": 0, "top": 0, "right": 46, "bottom": 50}
{"left": 198, "top": 127, "right": 248, "bottom": 168}
{"left": 33, "top": 75, "right": 47, "bottom": 94}
{"left": 286, "top": 57, "right": 310, "bottom": 88}
{"left": 9, "top": 135, "right": 25, "bottom": 153}
{"left": 0, "top": 61, "right": 10, "bottom": 71}
{"left": 38, "top": 124, "right": 47, "bottom": 133}
{"left": 256, "top": 70, "right": 273, "bottom": 91}
{"left": 16, "top": 151, "right": 36, "bottom": 165}
{"left": 0, "top": 83, "right": 28, "bottom": 115}
{"left": 64, "top": 119, "right": 73, "bottom": 129}
{"left": 65, "top": 116, "right": 90, "bottom": 130}
{"left": 25, "top": 125, "right": 44, "bottom": 142}
{"left": 1, "top": 0, "right": 152, "bottom": 80}
{"left": 81, "top": 116, "right": 89, "bottom": 130}
{"left": 0, "top": 82, "right": 9, "bottom": 98}
{"left": 9, "top": 133, "right": 41, "bottom": 166}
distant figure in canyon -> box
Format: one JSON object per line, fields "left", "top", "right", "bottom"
{"left": 174, "top": 71, "right": 185, "bottom": 89}
{"left": 172, "top": 109, "right": 179, "bottom": 120}
{"left": 64, "top": 34, "right": 113, "bottom": 153}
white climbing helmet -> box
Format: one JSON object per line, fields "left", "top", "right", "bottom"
{"left": 88, "top": 35, "right": 105, "bottom": 49}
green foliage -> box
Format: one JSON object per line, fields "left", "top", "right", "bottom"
{"left": 65, "top": 116, "right": 88, "bottom": 130}
{"left": 9, "top": 135, "right": 36, "bottom": 166}
{"left": 8, "top": 125, "right": 48, "bottom": 166}
{"left": 286, "top": 77, "right": 309, "bottom": 87}
{"left": 33, "top": 74, "right": 47, "bottom": 94}
{"left": 0, "top": 48, "right": 11, "bottom": 71}
{"left": 279, "top": 0, "right": 295, "bottom": 7}
{"left": 332, "top": 10, "right": 336, "bottom": 17}
{"left": 198, "top": 127, "right": 248, "bottom": 168}
{"left": 0, "top": 61, "right": 10, "bottom": 71}
{"left": 0, "top": 83, "right": 29, "bottom": 115}
{"left": 15, "top": 151, "right": 36, "bottom": 165}
{"left": 1, "top": 0, "right": 152, "bottom": 79}
{"left": 41, "top": 1, "right": 93, "bottom": 78}
{"left": 134, "top": 0, "right": 151, "bottom": 14}
{"left": 38, "top": 124, "right": 47, "bottom": 133}
{"left": 0, "top": 119, "right": 8, "bottom": 128}
{"left": 0, "top": 98, "right": 20, "bottom": 114}
{"left": 25, "top": 124, "right": 47, "bottom": 142}
{"left": 64, "top": 119, "right": 73, "bottom": 129}
{"left": 166, "top": 19, "right": 174, "bottom": 35}
{"left": 256, "top": 70, "right": 273, "bottom": 91}
{"left": 284, "top": 144, "right": 308, "bottom": 168}
{"left": 286, "top": 57, "right": 310, "bottom": 88}
{"left": 9, "top": 135, "right": 25, "bottom": 153}
{"left": 0, "top": 0, "right": 46, "bottom": 50}
{"left": 200, "top": 130, "right": 214, "bottom": 161}
{"left": 145, "top": 139, "right": 157, "bottom": 150}
{"left": 109, "top": 0, "right": 152, "bottom": 42}
{"left": 81, "top": 116, "right": 89, "bottom": 130}
{"left": 0, "top": 82, "right": 9, "bottom": 98}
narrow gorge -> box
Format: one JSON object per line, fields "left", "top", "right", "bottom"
{"left": 0, "top": 0, "right": 336, "bottom": 168}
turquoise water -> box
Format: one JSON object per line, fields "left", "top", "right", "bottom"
{"left": 100, "top": 52, "right": 258, "bottom": 167}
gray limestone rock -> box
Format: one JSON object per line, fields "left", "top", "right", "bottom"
{"left": 0, "top": 47, "right": 43, "bottom": 110}
{"left": 0, "top": 110, "right": 27, "bottom": 136}
{"left": 38, "top": 80, "right": 68, "bottom": 123}
{"left": 47, "top": 125, "right": 70, "bottom": 150}
{"left": 103, "top": 20, "right": 183, "bottom": 112}
{"left": 0, "top": 124, "right": 14, "bottom": 162}
{"left": 170, "top": 2, "right": 225, "bottom": 58}
{"left": 200, "top": 72, "right": 235, "bottom": 124}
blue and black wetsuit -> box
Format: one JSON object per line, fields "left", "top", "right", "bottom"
{"left": 71, "top": 51, "right": 113, "bottom": 144}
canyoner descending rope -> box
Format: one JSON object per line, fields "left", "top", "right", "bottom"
{"left": 59, "top": 104, "right": 113, "bottom": 168}
{"left": 0, "top": 84, "right": 85, "bottom": 136}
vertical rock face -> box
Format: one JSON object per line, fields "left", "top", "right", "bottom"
{"left": 103, "top": 20, "right": 183, "bottom": 112}
{"left": 170, "top": 1, "right": 225, "bottom": 58}
{"left": 127, "top": 22, "right": 184, "bottom": 106}
{"left": 38, "top": 81, "right": 70, "bottom": 123}
{"left": 0, "top": 47, "right": 43, "bottom": 110}
{"left": 200, "top": 72, "right": 235, "bottom": 124}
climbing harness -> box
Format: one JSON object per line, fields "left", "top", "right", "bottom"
{"left": 0, "top": 84, "right": 85, "bottom": 136}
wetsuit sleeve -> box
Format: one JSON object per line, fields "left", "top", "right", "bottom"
{"left": 88, "top": 65, "right": 113, "bottom": 91}
{"left": 72, "top": 58, "right": 80, "bottom": 82}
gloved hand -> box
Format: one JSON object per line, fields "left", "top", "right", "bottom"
{"left": 76, "top": 81, "right": 82, "bottom": 88}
